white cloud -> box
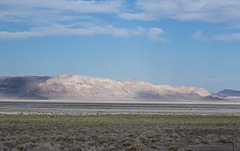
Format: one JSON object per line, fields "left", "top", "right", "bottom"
{"left": 193, "top": 30, "right": 207, "bottom": 40}
{"left": 0, "top": 0, "right": 122, "bottom": 14}
{"left": 0, "top": 0, "right": 133, "bottom": 40}
{"left": 131, "top": 27, "right": 165, "bottom": 41}
{"left": 0, "top": 24, "right": 165, "bottom": 40}
{"left": 120, "top": 0, "right": 240, "bottom": 22}
{"left": 0, "top": 24, "right": 129, "bottom": 40}
{"left": 214, "top": 33, "right": 240, "bottom": 41}
{"left": 0, "top": 0, "right": 122, "bottom": 23}
{"left": 147, "top": 28, "right": 165, "bottom": 41}
{"left": 0, "top": 31, "right": 41, "bottom": 39}
{"left": 0, "top": 0, "right": 167, "bottom": 41}
{"left": 2, "top": 0, "right": 240, "bottom": 41}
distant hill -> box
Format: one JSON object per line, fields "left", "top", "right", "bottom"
{"left": 0, "top": 75, "right": 221, "bottom": 101}
{"left": 216, "top": 89, "right": 240, "bottom": 98}
{"left": 0, "top": 76, "right": 50, "bottom": 99}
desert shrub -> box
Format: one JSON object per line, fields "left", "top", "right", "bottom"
{"left": 102, "top": 143, "right": 108, "bottom": 148}
{"left": 122, "top": 138, "right": 135, "bottom": 146}
{"left": 200, "top": 138, "right": 209, "bottom": 144}
{"left": 3, "top": 139, "right": 18, "bottom": 149}
{"left": 171, "top": 132, "right": 181, "bottom": 139}
{"left": 1, "top": 114, "right": 240, "bottom": 151}
{"left": 151, "top": 138, "right": 158, "bottom": 143}
{"left": 125, "top": 143, "right": 144, "bottom": 151}
{"left": 218, "top": 137, "right": 233, "bottom": 143}
{"left": 97, "top": 137, "right": 109, "bottom": 144}
{"left": 185, "top": 148, "right": 194, "bottom": 151}
{"left": 108, "top": 144, "right": 116, "bottom": 150}
{"left": 0, "top": 144, "right": 8, "bottom": 151}
{"left": 14, "top": 145, "right": 27, "bottom": 151}
{"left": 169, "top": 145, "right": 179, "bottom": 151}
{"left": 69, "top": 146, "right": 83, "bottom": 151}
{"left": 150, "top": 144, "right": 158, "bottom": 149}
{"left": 139, "top": 137, "right": 148, "bottom": 145}
{"left": 74, "top": 136, "right": 87, "bottom": 142}
{"left": 69, "top": 147, "right": 76, "bottom": 151}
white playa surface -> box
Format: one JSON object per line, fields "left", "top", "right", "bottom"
{"left": 1, "top": 98, "right": 240, "bottom": 104}
{"left": 1, "top": 99, "right": 240, "bottom": 116}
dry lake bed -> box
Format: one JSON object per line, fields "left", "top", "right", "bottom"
{"left": 0, "top": 100, "right": 240, "bottom": 151}
{"left": 1, "top": 100, "right": 240, "bottom": 115}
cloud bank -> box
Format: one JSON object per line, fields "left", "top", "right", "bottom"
{"left": 120, "top": 0, "right": 240, "bottom": 22}
{"left": 1, "top": 0, "right": 240, "bottom": 41}
{"left": 0, "top": 24, "right": 165, "bottom": 40}
{"left": 214, "top": 33, "right": 240, "bottom": 41}
{"left": 0, "top": 0, "right": 166, "bottom": 40}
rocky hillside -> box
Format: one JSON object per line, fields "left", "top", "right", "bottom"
{"left": 0, "top": 75, "right": 220, "bottom": 100}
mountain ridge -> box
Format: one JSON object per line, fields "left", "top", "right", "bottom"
{"left": 216, "top": 89, "right": 240, "bottom": 98}
{"left": 0, "top": 75, "right": 221, "bottom": 101}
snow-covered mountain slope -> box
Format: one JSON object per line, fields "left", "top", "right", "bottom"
{"left": 0, "top": 75, "right": 220, "bottom": 100}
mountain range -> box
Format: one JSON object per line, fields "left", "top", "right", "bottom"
{"left": 0, "top": 75, "right": 234, "bottom": 101}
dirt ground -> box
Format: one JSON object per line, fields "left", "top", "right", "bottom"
{"left": 0, "top": 114, "right": 240, "bottom": 151}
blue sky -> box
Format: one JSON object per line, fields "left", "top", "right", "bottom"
{"left": 1, "top": 0, "right": 240, "bottom": 93}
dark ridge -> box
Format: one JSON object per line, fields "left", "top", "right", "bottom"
{"left": 216, "top": 89, "right": 240, "bottom": 98}
{"left": 0, "top": 76, "right": 50, "bottom": 99}
{"left": 202, "top": 95, "right": 224, "bottom": 101}
{"left": 136, "top": 91, "right": 163, "bottom": 99}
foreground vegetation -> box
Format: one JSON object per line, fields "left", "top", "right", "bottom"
{"left": 0, "top": 114, "right": 240, "bottom": 151}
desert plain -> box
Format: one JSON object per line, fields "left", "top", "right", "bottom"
{"left": 0, "top": 100, "right": 240, "bottom": 151}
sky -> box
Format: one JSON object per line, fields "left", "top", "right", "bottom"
{"left": 1, "top": 0, "right": 240, "bottom": 93}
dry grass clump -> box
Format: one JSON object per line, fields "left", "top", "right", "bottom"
{"left": 169, "top": 145, "right": 179, "bottom": 150}
{"left": 0, "top": 114, "right": 240, "bottom": 150}
{"left": 218, "top": 137, "right": 233, "bottom": 143}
